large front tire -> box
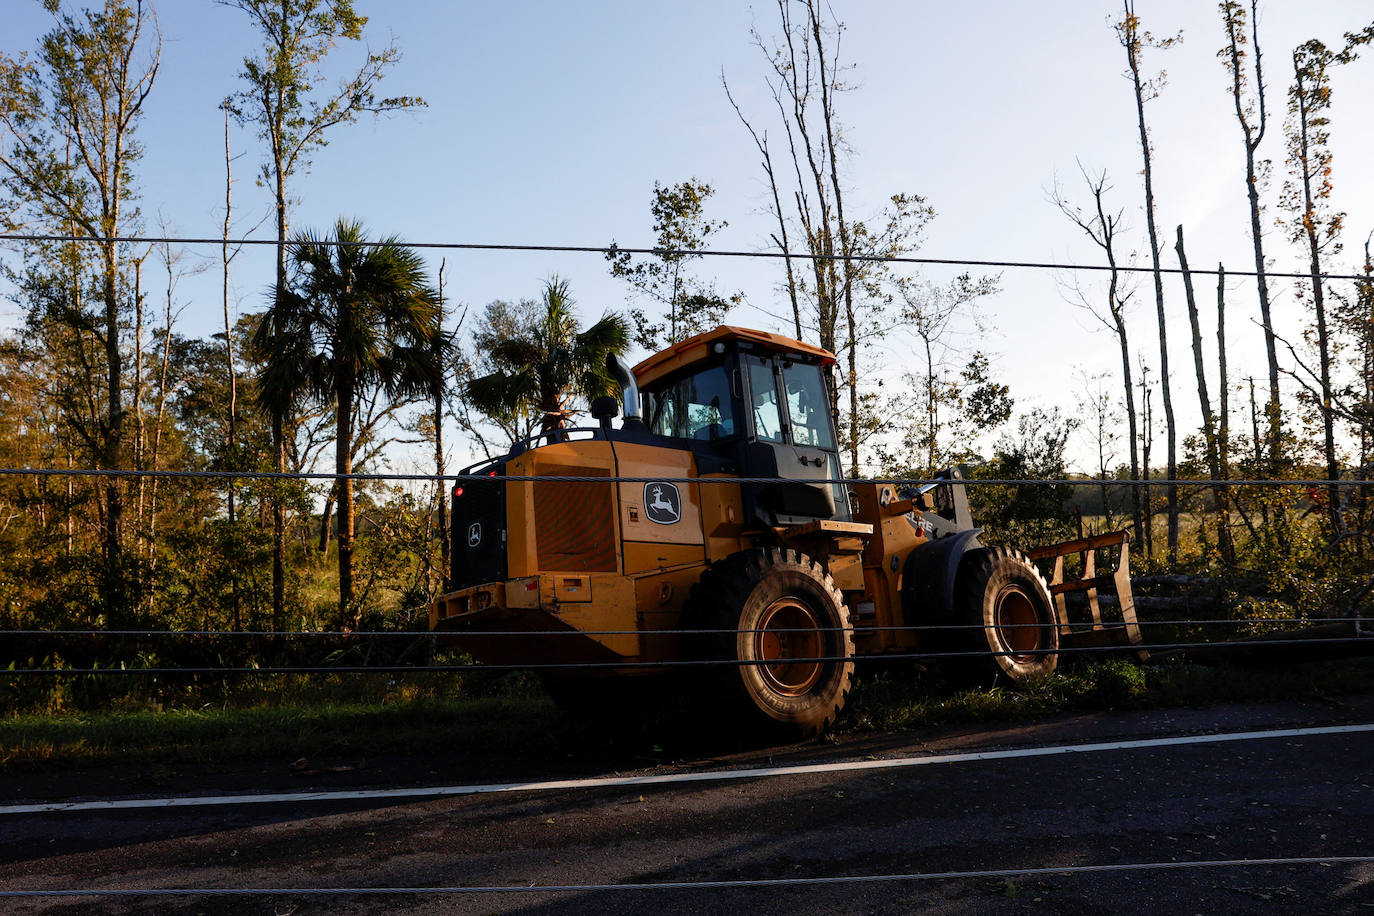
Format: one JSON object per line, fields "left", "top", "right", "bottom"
{"left": 954, "top": 546, "right": 1059, "bottom": 681}
{"left": 683, "top": 547, "right": 854, "bottom": 738}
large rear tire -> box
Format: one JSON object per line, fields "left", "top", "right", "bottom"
{"left": 953, "top": 546, "right": 1059, "bottom": 682}
{"left": 683, "top": 547, "right": 854, "bottom": 738}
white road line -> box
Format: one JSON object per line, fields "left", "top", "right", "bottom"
{"left": 5, "top": 721, "right": 1371, "bottom": 816}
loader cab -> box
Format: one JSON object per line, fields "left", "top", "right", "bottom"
{"left": 634, "top": 327, "right": 851, "bottom": 528}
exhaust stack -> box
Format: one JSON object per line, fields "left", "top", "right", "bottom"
{"left": 608, "top": 353, "right": 643, "bottom": 423}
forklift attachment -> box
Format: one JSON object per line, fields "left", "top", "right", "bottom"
{"left": 1026, "top": 531, "right": 1146, "bottom": 661}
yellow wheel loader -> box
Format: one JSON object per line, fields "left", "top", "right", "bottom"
{"left": 431, "top": 326, "right": 1141, "bottom": 736}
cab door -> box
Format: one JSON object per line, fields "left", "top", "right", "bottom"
{"left": 778, "top": 360, "right": 850, "bottom": 522}
{"left": 742, "top": 356, "right": 849, "bottom": 526}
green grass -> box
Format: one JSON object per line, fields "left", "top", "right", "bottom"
{"left": 0, "top": 693, "right": 570, "bottom": 770}
{"left": 840, "top": 656, "right": 1374, "bottom": 733}
{"left": 3, "top": 657, "right": 1371, "bottom": 772}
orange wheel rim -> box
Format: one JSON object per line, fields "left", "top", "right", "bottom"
{"left": 994, "top": 585, "right": 1043, "bottom": 660}
{"left": 754, "top": 597, "right": 823, "bottom": 696}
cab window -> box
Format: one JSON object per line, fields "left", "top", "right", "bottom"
{"left": 644, "top": 364, "right": 736, "bottom": 440}
{"left": 747, "top": 360, "right": 784, "bottom": 443}
{"left": 781, "top": 362, "right": 835, "bottom": 449}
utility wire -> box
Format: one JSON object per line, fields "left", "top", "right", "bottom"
{"left": 1, "top": 634, "right": 1368, "bottom": 676}
{"left": 0, "top": 618, "right": 1363, "bottom": 638}
{"left": 0, "top": 466, "right": 1368, "bottom": 488}
{"left": 2, "top": 232, "right": 1372, "bottom": 282}
{"left": 2, "top": 855, "right": 1371, "bottom": 898}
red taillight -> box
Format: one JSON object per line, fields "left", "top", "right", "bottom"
{"left": 453, "top": 486, "right": 463, "bottom": 497}
{"left": 488, "top": 470, "right": 497, "bottom": 477}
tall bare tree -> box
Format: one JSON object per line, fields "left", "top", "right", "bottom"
{"left": 144, "top": 234, "right": 194, "bottom": 577}
{"left": 1220, "top": 0, "right": 1282, "bottom": 468}
{"left": 217, "top": 99, "right": 268, "bottom": 630}
{"left": 1280, "top": 26, "right": 1372, "bottom": 535}
{"left": 1138, "top": 359, "right": 1155, "bottom": 559}
{"left": 1175, "top": 225, "right": 1232, "bottom": 559}
{"left": 1118, "top": 0, "right": 1181, "bottom": 561}
{"left": 1217, "top": 264, "right": 1230, "bottom": 488}
{"left": 724, "top": 76, "right": 802, "bottom": 338}
{"left": 726, "top": 0, "right": 943, "bottom": 475}
{"left": 1051, "top": 167, "right": 1144, "bottom": 544}
{"left": 428, "top": 259, "right": 462, "bottom": 594}
{"left": 1336, "top": 237, "right": 1374, "bottom": 548}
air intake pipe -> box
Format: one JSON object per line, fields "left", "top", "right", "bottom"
{"left": 607, "top": 353, "right": 646, "bottom": 428}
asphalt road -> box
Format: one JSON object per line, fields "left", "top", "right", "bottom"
{"left": 2, "top": 697, "right": 1373, "bottom": 915}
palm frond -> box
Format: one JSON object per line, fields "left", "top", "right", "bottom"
{"left": 464, "top": 276, "right": 629, "bottom": 432}
{"left": 574, "top": 312, "right": 630, "bottom": 401}
{"left": 466, "top": 368, "right": 537, "bottom": 419}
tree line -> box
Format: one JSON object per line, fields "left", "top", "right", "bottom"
{"left": 1, "top": 0, "right": 1373, "bottom": 661}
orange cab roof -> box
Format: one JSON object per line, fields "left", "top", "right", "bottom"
{"left": 632, "top": 325, "right": 836, "bottom": 389}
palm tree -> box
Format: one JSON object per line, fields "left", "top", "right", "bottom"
{"left": 254, "top": 218, "right": 443, "bottom": 627}
{"left": 467, "top": 276, "right": 629, "bottom": 435}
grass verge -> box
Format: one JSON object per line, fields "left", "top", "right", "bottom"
{"left": 2, "top": 657, "right": 1371, "bottom": 772}
{"left": 0, "top": 694, "right": 572, "bottom": 771}
{"left": 841, "top": 656, "right": 1374, "bottom": 733}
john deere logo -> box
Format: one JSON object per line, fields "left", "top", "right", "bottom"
{"left": 467, "top": 522, "right": 482, "bottom": 548}
{"left": 644, "top": 482, "right": 681, "bottom": 525}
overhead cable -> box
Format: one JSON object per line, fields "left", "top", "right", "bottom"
{"left": 0, "top": 466, "right": 1370, "bottom": 488}
{"left": 0, "top": 617, "right": 1358, "bottom": 638}
{"left": 2, "top": 232, "right": 1371, "bottom": 282}
{"left": 1, "top": 634, "right": 1368, "bottom": 675}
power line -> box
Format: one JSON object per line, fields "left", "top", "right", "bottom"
{"left": 2, "top": 617, "right": 1358, "bottom": 637}
{"left": 2, "top": 232, "right": 1371, "bottom": 282}
{"left": 1, "top": 634, "right": 1368, "bottom": 676}
{"left": 0, "top": 465, "right": 1369, "bottom": 488}
{"left": 2, "top": 856, "right": 1370, "bottom": 898}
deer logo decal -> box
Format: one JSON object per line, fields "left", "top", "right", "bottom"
{"left": 644, "top": 482, "right": 682, "bottom": 525}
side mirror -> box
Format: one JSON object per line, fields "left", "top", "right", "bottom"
{"left": 590, "top": 395, "right": 619, "bottom": 432}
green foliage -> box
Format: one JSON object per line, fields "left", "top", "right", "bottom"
{"left": 452, "top": 298, "right": 543, "bottom": 449}
{"left": 350, "top": 489, "right": 439, "bottom": 627}
{"left": 0, "top": 689, "right": 568, "bottom": 769}
{"left": 0, "top": 0, "right": 156, "bottom": 237}
{"left": 464, "top": 277, "right": 629, "bottom": 435}
{"left": 253, "top": 219, "right": 444, "bottom": 627}
{"left": 879, "top": 349, "right": 1012, "bottom": 478}
{"left": 259, "top": 219, "right": 443, "bottom": 414}
{"left": 607, "top": 179, "right": 741, "bottom": 349}
{"left": 0, "top": 0, "right": 162, "bottom": 592}
{"left": 222, "top": 0, "right": 424, "bottom": 203}
{"left": 843, "top": 656, "right": 1373, "bottom": 737}
{"left": 969, "top": 407, "right": 1081, "bottom": 547}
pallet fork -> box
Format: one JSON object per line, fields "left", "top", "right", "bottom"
{"left": 1027, "top": 531, "right": 1147, "bottom": 661}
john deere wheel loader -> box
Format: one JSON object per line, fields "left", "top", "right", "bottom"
{"left": 431, "top": 326, "right": 1141, "bottom": 736}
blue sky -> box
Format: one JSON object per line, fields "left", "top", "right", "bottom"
{"left": 4, "top": 1, "right": 1373, "bottom": 471}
